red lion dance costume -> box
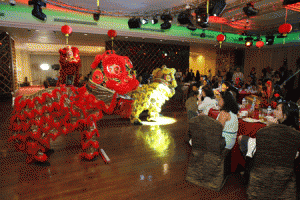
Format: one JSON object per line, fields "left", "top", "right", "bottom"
{"left": 9, "top": 49, "right": 139, "bottom": 164}
{"left": 57, "top": 46, "right": 81, "bottom": 87}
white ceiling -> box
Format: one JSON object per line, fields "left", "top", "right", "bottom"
{"left": 58, "top": 0, "right": 195, "bottom": 14}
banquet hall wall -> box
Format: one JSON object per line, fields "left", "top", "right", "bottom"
{"left": 189, "top": 45, "right": 219, "bottom": 77}
{"left": 243, "top": 45, "right": 300, "bottom": 78}
{"left": 16, "top": 52, "right": 97, "bottom": 86}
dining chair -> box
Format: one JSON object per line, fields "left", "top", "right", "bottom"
{"left": 246, "top": 124, "right": 300, "bottom": 200}
{"left": 185, "top": 115, "right": 231, "bottom": 191}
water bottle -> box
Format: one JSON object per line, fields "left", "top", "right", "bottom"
{"left": 267, "top": 106, "right": 272, "bottom": 116}
{"left": 242, "top": 98, "right": 246, "bottom": 108}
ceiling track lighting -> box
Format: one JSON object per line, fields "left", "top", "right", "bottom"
{"left": 245, "top": 36, "right": 253, "bottom": 47}
{"left": 128, "top": 17, "right": 141, "bottom": 29}
{"left": 265, "top": 35, "right": 275, "bottom": 45}
{"left": 160, "top": 13, "right": 173, "bottom": 30}
{"left": 243, "top": 2, "right": 259, "bottom": 17}
{"left": 93, "top": 0, "right": 101, "bottom": 21}
{"left": 28, "top": 0, "right": 47, "bottom": 21}
{"left": 9, "top": 0, "right": 16, "bottom": 6}
{"left": 152, "top": 17, "right": 158, "bottom": 24}
{"left": 142, "top": 18, "right": 149, "bottom": 25}
{"left": 93, "top": 10, "right": 101, "bottom": 21}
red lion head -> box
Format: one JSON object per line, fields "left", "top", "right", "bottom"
{"left": 89, "top": 50, "right": 139, "bottom": 95}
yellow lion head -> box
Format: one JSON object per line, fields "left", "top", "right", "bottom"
{"left": 152, "top": 65, "right": 177, "bottom": 88}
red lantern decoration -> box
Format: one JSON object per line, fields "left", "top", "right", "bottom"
{"left": 278, "top": 23, "right": 292, "bottom": 36}
{"left": 256, "top": 40, "right": 264, "bottom": 48}
{"left": 107, "top": 29, "right": 117, "bottom": 39}
{"left": 61, "top": 25, "right": 72, "bottom": 45}
{"left": 107, "top": 29, "right": 117, "bottom": 50}
{"left": 61, "top": 25, "right": 72, "bottom": 35}
{"left": 216, "top": 34, "right": 226, "bottom": 48}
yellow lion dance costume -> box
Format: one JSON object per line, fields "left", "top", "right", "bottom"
{"left": 129, "top": 65, "right": 177, "bottom": 125}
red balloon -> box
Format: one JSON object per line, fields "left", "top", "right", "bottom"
{"left": 107, "top": 29, "right": 117, "bottom": 38}
{"left": 256, "top": 41, "right": 264, "bottom": 48}
{"left": 61, "top": 25, "right": 72, "bottom": 35}
{"left": 217, "top": 34, "right": 225, "bottom": 42}
{"left": 278, "top": 23, "right": 292, "bottom": 35}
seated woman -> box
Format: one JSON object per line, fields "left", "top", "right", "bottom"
{"left": 238, "top": 101, "right": 299, "bottom": 158}
{"left": 197, "top": 85, "right": 218, "bottom": 115}
{"left": 217, "top": 91, "right": 239, "bottom": 150}
{"left": 221, "top": 81, "right": 239, "bottom": 101}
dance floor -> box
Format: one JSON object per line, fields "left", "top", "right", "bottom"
{"left": 0, "top": 97, "right": 248, "bottom": 200}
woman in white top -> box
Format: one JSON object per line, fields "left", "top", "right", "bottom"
{"left": 198, "top": 85, "right": 218, "bottom": 115}
{"left": 217, "top": 91, "right": 239, "bottom": 149}
{"left": 238, "top": 101, "right": 300, "bottom": 158}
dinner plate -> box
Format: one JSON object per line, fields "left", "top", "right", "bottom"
{"left": 242, "top": 118, "right": 261, "bottom": 123}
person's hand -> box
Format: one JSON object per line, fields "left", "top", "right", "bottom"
{"left": 265, "top": 116, "right": 278, "bottom": 126}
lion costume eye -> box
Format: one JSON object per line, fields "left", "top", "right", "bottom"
{"left": 164, "top": 74, "right": 171, "bottom": 82}
{"left": 92, "top": 69, "right": 104, "bottom": 85}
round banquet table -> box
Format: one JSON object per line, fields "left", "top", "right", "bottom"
{"left": 238, "top": 91, "right": 253, "bottom": 104}
{"left": 208, "top": 108, "right": 266, "bottom": 172}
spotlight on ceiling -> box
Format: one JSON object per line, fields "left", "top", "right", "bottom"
{"left": 142, "top": 18, "right": 149, "bottom": 25}
{"left": 177, "top": 11, "right": 192, "bottom": 25}
{"left": 28, "top": 0, "right": 47, "bottom": 21}
{"left": 243, "top": 2, "right": 259, "bottom": 17}
{"left": 160, "top": 14, "right": 172, "bottom": 30}
{"left": 210, "top": 0, "right": 227, "bottom": 17}
{"left": 161, "top": 21, "right": 172, "bottom": 30}
{"left": 160, "top": 14, "right": 173, "bottom": 22}
{"left": 187, "top": 23, "right": 197, "bottom": 31}
{"left": 283, "top": 0, "right": 300, "bottom": 5}
{"left": 9, "top": 0, "right": 16, "bottom": 6}
{"left": 195, "top": 6, "right": 209, "bottom": 28}
{"left": 152, "top": 17, "right": 158, "bottom": 24}
{"left": 245, "top": 37, "right": 253, "bottom": 47}
{"left": 265, "top": 35, "right": 275, "bottom": 45}
{"left": 93, "top": 10, "right": 101, "bottom": 21}
{"left": 40, "top": 63, "right": 50, "bottom": 71}
{"left": 128, "top": 17, "right": 141, "bottom": 29}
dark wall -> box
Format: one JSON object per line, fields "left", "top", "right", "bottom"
{"left": 105, "top": 40, "right": 190, "bottom": 76}
{"left": 233, "top": 49, "right": 245, "bottom": 71}
{"left": 0, "top": 32, "right": 13, "bottom": 101}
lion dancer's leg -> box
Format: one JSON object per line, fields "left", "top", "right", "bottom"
{"left": 147, "top": 106, "right": 160, "bottom": 122}
{"left": 9, "top": 98, "right": 50, "bottom": 164}
{"left": 80, "top": 122, "right": 100, "bottom": 160}
{"left": 130, "top": 104, "right": 144, "bottom": 125}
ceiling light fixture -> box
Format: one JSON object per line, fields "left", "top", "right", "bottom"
{"left": 243, "top": 2, "right": 259, "bottom": 17}
{"left": 93, "top": 10, "right": 101, "bottom": 21}
{"left": 40, "top": 64, "right": 50, "bottom": 70}
{"left": 94, "top": 0, "right": 101, "bottom": 21}
{"left": 152, "top": 17, "right": 158, "bottom": 24}
{"left": 28, "top": 0, "right": 47, "bottom": 21}
{"left": 9, "top": 0, "right": 16, "bottom": 6}
{"left": 265, "top": 35, "right": 275, "bottom": 45}
{"left": 142, "top": 18, "right": 149, "bottom": 25}
{"left": 195, "top": 6, "right": 209, "bottom": 28}
{"left": 178, "top": 11, "right": 192, "bottom": 25}
{"left": 128, "top": 17, "right": 141, "bottom": 29}
{"left": 210, "top": 0, "right": 226, "bottom": 17}
{"left": 245, "top": 36, "right": 253, "bottom": 47}
{"left": 160, "top": 14, "right": 172, "bottom": 30}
